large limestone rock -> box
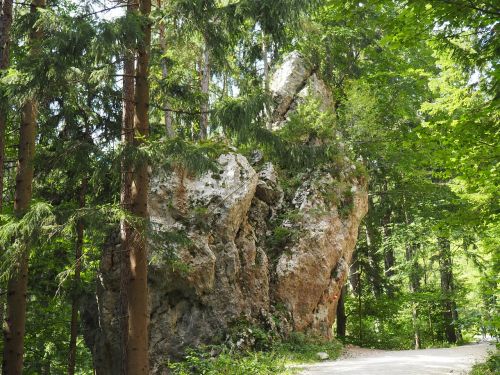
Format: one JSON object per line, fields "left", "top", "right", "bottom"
{"left": 273, "top": 172, "right": 367, "bottom": 336}
{"left": 270, "top": 51, "right": 335, "bottom": 130}
{"left": 82, "top": 52, "right": 368, "bottom": 374}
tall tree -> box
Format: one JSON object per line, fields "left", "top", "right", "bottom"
{"left": 2, "top": 1, "right": 46, "bottom": 373}
{"left": 336, "top": 285, "right": 347, "bottom": 339}
{"left": 126, "top": 0, "right": 151, "bottom": 372}
{"left": 0, "top": 0, "right": 13, "bottom": 210}
{"left": 67, "top": 177, "right": 87, "bottom": 375}
{"left": 121, "top": 0, "right": 137, "bottom": 373}
{"left": 0, "top": 0, "right": 14, "bottom": 352}
{"left": 406, "top": 242, "right": 421, "bottom": 349}
{"left": 157, "top": 0, "right": 174, "bottom": 138}
{"left": 438, "top": 237, "right": 459, "bottom": 343}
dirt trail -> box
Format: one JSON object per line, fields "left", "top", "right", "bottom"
{"left": 298, "top": 342, "right": 494, "bottom": 375}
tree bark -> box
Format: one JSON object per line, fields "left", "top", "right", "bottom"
{"left": 126, "top": 0, "right": 151, "bottom": 372}
{"left": 0, "top": 0, "right": 13, "bottom": 354}
{"left": 406, "top": 242, "right": 421, "bottom": 349}
{"left": 0, "top": 0, "right": 13, "bottom": 210}
{"left": 67, "top": 178, "right": 87, "bottom": 375}
{"left": 2, "top": 4, "right": 44, "bottom": 372}
{"left": 336, "top": 284, "right": 347, "bottom": 339}
{"left": 381, "top": 181, "right": 395, "bottom": 296}
{"left": 199, "top": 36, "right": 209, "bottom": 140}
{"left": 157, "top": 0, "right": 173, "bottom": 138}
{"left": 402, "top": 193, "right": 421, "bottom": 349}
{"left": 365, "top": 196, "right": 383, "bottom": 297}
{"left": 438, "top": 237, "right": 458, "bottom": 344}
{"left": 120, "top": 1, "right": 137, "bottom": 373}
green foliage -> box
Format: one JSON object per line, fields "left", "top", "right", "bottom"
{"left": 275, "top": 333, "right": 343, "bottom": 363}
{"left": 167, "top": 332, "right": 343, "bottom": 374}
{"left": 469, "top": 349, "right": 500, "bottom": 375}
{"left": 277, "top": 96, "right": 336, "bottom": 143}
{"left": 148, "top": 138, "right": 227, "bottom": 176}
{"left": 168, "top": 347, "right": 291, "bottom": 375}
{"left": 0, "top": 202, "right": 55, "bottom": 278}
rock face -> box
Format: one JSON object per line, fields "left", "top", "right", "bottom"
{"left": 82, "top": 52, "right": 368, "bottom": 374}
{"left": 270, "top": 51, "right": 335, "bottom": 130}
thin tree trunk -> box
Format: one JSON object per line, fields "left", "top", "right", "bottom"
{"left": 2, "top": 3, "right": 44, "bottom": 373}
{"left": 365, "top": 196, "right": 383, "bottom": 297}
{"left": 67, "top": 178, "right": 87, "bottom": 375}
{"left": 0, "top": 0, "right": 14, "bottom": 352}
{"left": 0, "top": 0, "right": 13, "bottom": 210}
{"left": 126, "top": 0, "right": 151, "bottom": 372}
{"left": 381, "top": 183, "right": 395, "bottom": 281}
{"left": 358, "top": 271, "right": 362, "bottom": 342}
{"left": 349, "top": 254, "right": 360, "bottom": 296}
{"left": 157, "top": 0, "right": 173, "bottom": 138}
{"left": 438, "top": 237, "right": 458, "bottom": 344}
{"left": 120, "top": 2, "right": 137, "bottom": 373}
{"left": 199, "top": 36, "right": 209, "bottom": 140}
{"left": 381, "top": 183, "right": 395, "bottom": 297}
{"left": 349, "top": 255, "right": 363, "bottom": 342}
{"left": 336, "top": 284, "right": 347, "bottom": 339}
{"left": 382, "top": 215, "right": 395, "bottom": 296}
{"left": 406, "top": 243, "right": 421, "bottom": 349}
{"left": 403, "top": 193, "right": 421, "bottom": 349}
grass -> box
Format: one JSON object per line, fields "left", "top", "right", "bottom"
{"left": 167, "top": 332, "right": 343, "bottom": 374}
{"left": 274, "top": 332, "right": 343, "bottom": 364}
{"left": 469, "top": 348, "right": 499, "bottom": 375}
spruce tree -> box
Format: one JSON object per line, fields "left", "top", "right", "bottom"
{"left": 126, "top": 0, "right": 151, "bottom": 372}
{"left": 2, "top": 1, "right": 46, "bottom": 373}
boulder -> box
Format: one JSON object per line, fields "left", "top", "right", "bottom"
{"left": 82, "top": 52, "right": 368, "bottom": 374}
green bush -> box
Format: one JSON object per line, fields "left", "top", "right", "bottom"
{"left": 167, "top": 332, "right": 344, "bottom": 374}
{"left": 469, "top": 349, "right": 499, "bottom": 375}
{"left": 168, "top": 348, "right": 292, "bottom": 375}
{"left": 275, "top": 332, "right": 343, "bottom": 363}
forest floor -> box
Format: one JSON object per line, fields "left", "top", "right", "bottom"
{"left": 296, "top": 341, "right": 494, "bottom": 375}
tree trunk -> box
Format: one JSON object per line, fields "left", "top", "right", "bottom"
{"left": 126, "top": 0, "right": 151, "bottom": 372}
{"left": 365, "top": 196, "right": 383, "bottom": 297}
{"left": 336, "top": 284, "right": 347, "bottom": 339}
{"left": 365, "top": 225, "right": 383, "bottom": 296}
{"left": 120, "top": 2, "right": 137, "bottom": 373}
{"left": 381, "top": 183, "right": 395, "bottom": 297}
{"left": 349, "top": 255, "right": 363, "bottom": 342}
{"left": 406, "top": 243, "right": 421, "bottom": 349}
{"left": 2, "top": 4, "right": 44, "bottom": 371}
{"left": 68, "top": 178, "right": 87, "bottom": 375}
{"left": 199, "top": 36, "right": 209, "bottom": 140}
{"left": 0, "top": 0, "right": 13, "bottom": 353}
{"left": 157, "top": 0, "right": 173, "bottom": 138}
{"left": 382, "top": 216, "right": 395, "bottom": 296}
{"left": 349, "top": 254, "right": 360, "bottom": 296}
{"left": 438, "top": 237, "right": 458, "bottom": 344}
{"left": 0, "top": 0, "right": 13, "bottom": 210}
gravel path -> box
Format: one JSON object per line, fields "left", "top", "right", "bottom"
{"left": 298, "top": 342, "right": 494, "bottom": 375}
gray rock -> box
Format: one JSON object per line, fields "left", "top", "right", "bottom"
{"left": 82, "top": 53, "right": 368, "bottom": 374}
{"left": 270, "top": 51, "right": 335, "bottom": 130}
{"left": 271, "top": 51, "right": 312, "bottom": 122}
{"left": 317, "top": 352, "right": 330, "bottom": 360}
{"left": 255, "top": 162, "right": 283, "bottom": 206}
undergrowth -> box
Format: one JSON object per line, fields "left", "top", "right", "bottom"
{"left": 167, "top": 332, "right": 343, "bottom": 375}
{"left": 469, "top": 348, "right": 499, "bottom": 375}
